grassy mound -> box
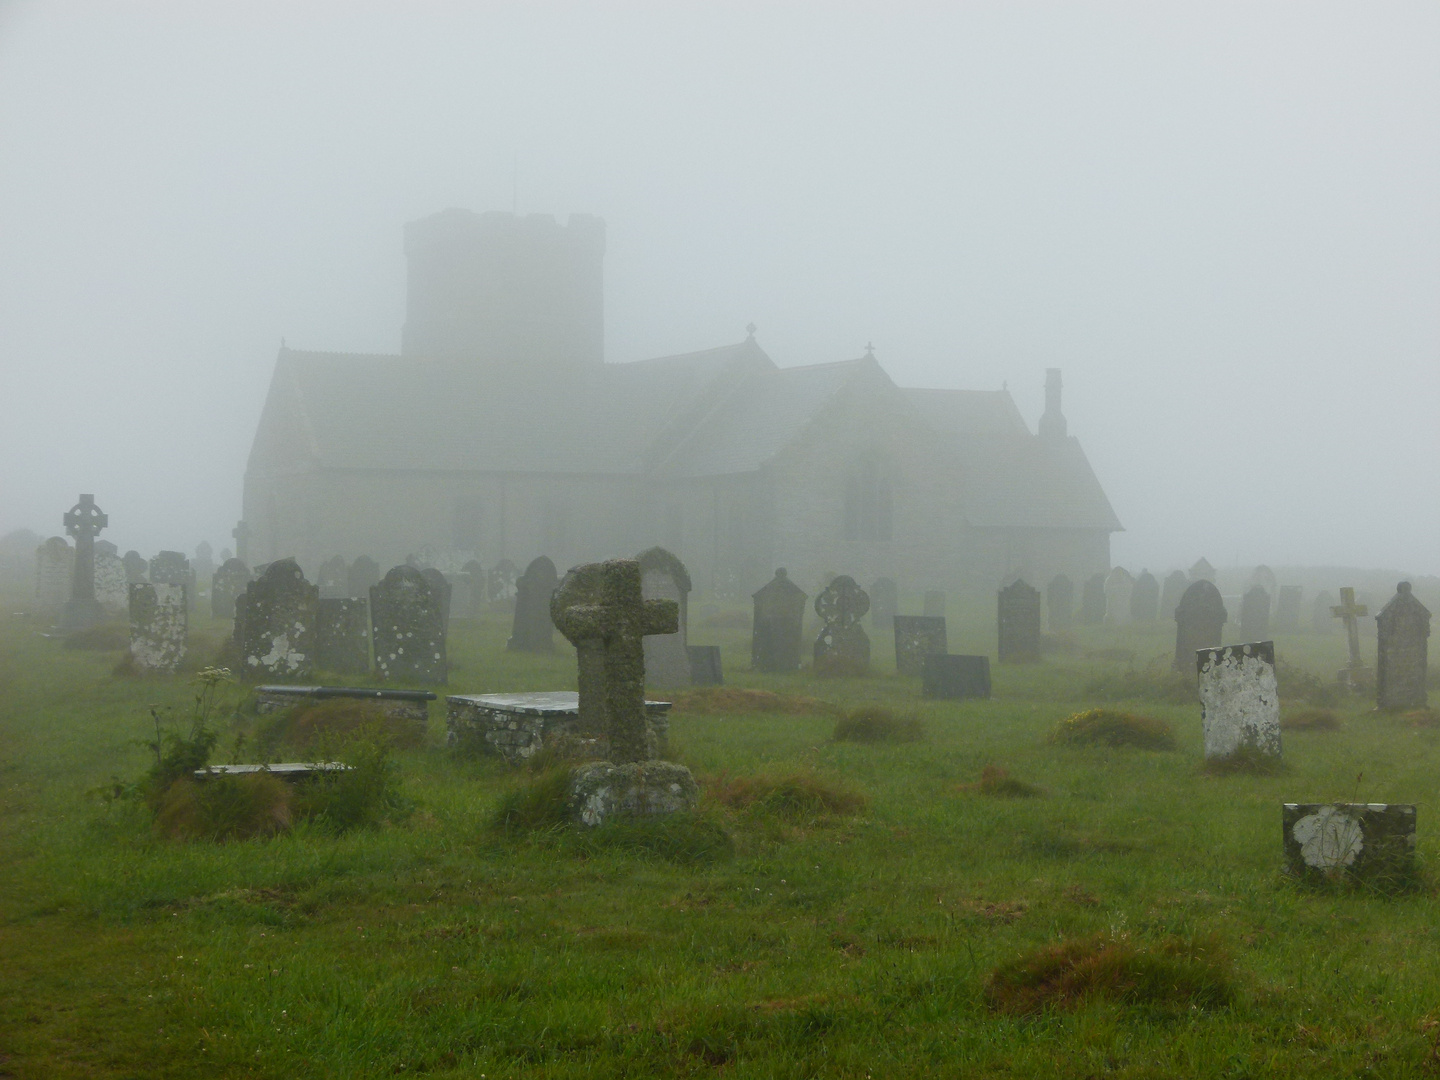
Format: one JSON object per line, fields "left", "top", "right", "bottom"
{"left": 984, "top": 933, "right": 1232, "bottom": 1015}
{"left": 1281, "top": 709, "right": 1341, "bottom": 731}
{"left": 706, "top": 770, "right": 867, "bottom": 819}
{"left": 1049, "top": 709, "right": 1175, "bottom": 750}
{"left": 63, "top": 622, "right": 129, "bottom": 651}
{"left": 962, "top": 765, "right": 1043, "bottom": 798}
{"left": 255, "top": 697, "right": 428, "bottom": 756}
{"left": 833, "top": 707, "right": 924, "bottom": 744}
{"left": 154, "top": 773, "right": 293, "bottom": 842}
{"left": 670, "top": 687, "right": 831, "bottom": 715}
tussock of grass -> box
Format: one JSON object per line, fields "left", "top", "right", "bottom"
{"left": 1049, "top": 709, "right": 1175, "bottom": 750}
{"left": 984, "top": 933, "right": 1232, "bottom": 1015}
{"left": 154, "top": 773, "right": 292, "bottom": 842}
{"left": 1282, "top": 709, "right": 1341, "bottom": 731}
{"left": 670, "top": 687, "right": 831, "bottom": 716}
{"left": 706, "top": 770, "right": 867, "bottom": 819}
{"left": 962, "top": 765, "right": 1043, "bottom": 798}
{"left": 491, "top": 767, "right": 574, "bottom": 834}
{"left": 256, "top": 698, "right": 427, "bottom": 755}
{"left": 1082, "top": 664, "right": 1195, "bottom": 705}
{"left": 833, "top": 707, "right": 924, "bottom": 744}
{"left": 1202, "top": 745, "right": 1287, "bottom": 776}
{"left": 63, "top": 622, "right": 128, "bottom": 651}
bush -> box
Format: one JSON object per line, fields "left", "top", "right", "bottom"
{"left": 670, "top": 687, "right": 832, "bottom": 715}
{"left": 833, "top": 707, "right": 924, "bottom": 744}
{"left": 963, "top": 765, "right": 1042, "bottom": 798}
{"left": 1049, "top": 709, "right": 1175, "bottom": 750}
{"left": 1281, "top": 709, "right": 1341, "bottom": 732}
{"left": 707, "top": 770, "right": 867, "bottom": 819}
{"left": 254, "top": 698, "right": 427, "bottom": 757}
{"left": 984, "top": 933, "right": 1232, "bottom": 1015}
{"left": 153, "top": 773, "right": 292, "bottom": 842}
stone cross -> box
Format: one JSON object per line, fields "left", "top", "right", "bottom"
{"left": 1331, "top": 587, "right": 1370, "bottom": 685}
{"left": 60, "top": 494, "right": 108, "bottom": 632}
{"left": 551, "top": 559, "right": 678, "bottom": 765}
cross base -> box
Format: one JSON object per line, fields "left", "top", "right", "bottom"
{"left": 1337, "top": 664, "right": 1373, "bottom": 691}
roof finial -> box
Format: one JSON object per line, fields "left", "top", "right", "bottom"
{"left": 865, "top": 341, "right": 875, "bottom": 358}
{"left": 745, "top": 322, "right": 756, "bottom": 340}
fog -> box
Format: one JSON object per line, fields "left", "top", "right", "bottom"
{"left": 1, "top": 2, "right": 1436, "bottom": 574}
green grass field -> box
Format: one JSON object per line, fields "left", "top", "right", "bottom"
{"left": 2, "top": 599, "right": 1438, "bottom": 1079}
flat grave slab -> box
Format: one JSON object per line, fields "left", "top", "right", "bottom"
{"left": 253, "top": 684, "right": 437, "bottom": 722}
{"left": 447, "top": 691, "right": 673, "bottom": 763}
{"left": 194, "top": 762, "right": 349, "bottom": 782}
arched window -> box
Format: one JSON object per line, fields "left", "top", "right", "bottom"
{"left": 843, "top": 457, "right": 894, "bottom": 542}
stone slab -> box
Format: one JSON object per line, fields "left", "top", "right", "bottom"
{"left": 253, "top": 684, "right": 436, "bottom": 723}
{"left": 893, "top": 615, "right": 947, "bottom": 676}
{"left": 194, "top": 762, "right": 349, "bottom": 782}
{"left": 922, "top": 654, "right": 991, "bottom": 700}
{"left": 446, "top": 691, "right": 672, "bottom": 763}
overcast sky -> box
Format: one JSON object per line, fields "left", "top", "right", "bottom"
{"left": 1, "top": 2, "right": 1436, "bottom": 574}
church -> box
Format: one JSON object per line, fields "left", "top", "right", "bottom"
{"left": 240, "top": 209, "right": 1120, "bottom": 600}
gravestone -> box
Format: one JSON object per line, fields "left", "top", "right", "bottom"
{"left": 458, "top": 559, "right": 486, "bottom": 619}
{"left": 34, "top": 537, "right": 73, "bottom": 611}
{"left": 318, "top": 555, "right": 349, "bottom": 599}
{"left": 637, "top": 546, "right": 692, "bottom": 689}
{"left": 752, "top": 568, "right": 807, "bottom": 672}
{"left": 1130, "top": 571, "right": 1159, "bottom": 624}
{"left": 122, "top": 550, "right": 148, "bottom": 584}
{"left": 870, "top": 577, "right": 898, "bottom": 632}
{"left": 234, "top": 558, "right": 319, "bottom": 682}
{"left": 1275, "top": 586, "right": 1303, "bottom": 632}
{"left": 1311, "top": 591, "right": 1336, "bottom": 634}
{"left": 893, "top": 615, "right": 947, "bottom": 676}
{"left": 1046, "top": 574, "right": 1074, "bottom": 631}
{"left": 687, "top": 645, "right": 724, "bottom": 686}
{"left": 1240, "top": 586, "right": 1271, "bottom": 643}
{"left": 211, "top": 558, "right": 251, "bottom": 620}
{"left": 1079, "top": 573, "right": 1106, "bottom": 624}
{"left": 1173, "top": 580, "right": 1227, "bottom": 672}
{"left": 93, "top": 543, "right": 129, "bottom": 612}
{"left": 1375, "top": 582, "right": 1430, "bottom": 710}
{"left": 1331, "top": 587, "right": 1370, "bottom": 687}
{"left": 507, "top": 556, "right": 558, "bottom": 652}
{"left": 149, "top": 551, "right": 197, "bottom": 612}
{"left": 997, "top": 579, "right": 1042, "bottom": 664}
{"left": 128, "top": 582, "right": 187, "bottom": 674}
{"left": 232, "top": 519, "right": 251, "bottom": 564}
{"left": 488, "top": 559, "right": 520, "bottom": 605}
{"left": 59, "top": 493, "right": 109, "bottom": 633}
{"left": 813, "top": 575, "right": 870, "bottom": 676}
{"left": 347, "top": 556, "right": 381, "bottom": 599}
{"left": 923, "top": 590, "right": 946, "bottom": 619}
{"left": 1160, "top": 571, "right": 1188, "bottom": 621}
{"left": 193, "top": 542, "right": 214, "bottom": 590}
{"left": 316, "top": 598, "right": 371, "bottom": 677}
{"left": 1189, "top": 557, "right": 1216, "bottom": 583}
{"left": 922, "top": 654, "right": 991, "bottom": 700}
{"left": 1198, "top": 641, "right": 1280, "bottom": 763}
{"left": 370, "top": 565, "right": 447, "bottom": 685}
{"left": 420, "top": 568, "right": 452, "bottom": 626}
{"left": 1249, "top": 565, "right": 1278, "bottom": 597}
{"left": 1283, "top": 803, "right": 1416, "bottom": 882}
{"left": 1103, "top": 568, "right": 1134, "bottom": 627}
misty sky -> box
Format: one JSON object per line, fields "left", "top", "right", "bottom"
{"left": 1, "top": 3, "right": 1436, "bottom": 575}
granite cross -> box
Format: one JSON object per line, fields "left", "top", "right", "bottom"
{"left": 1332, "top": 586, "right": 1370, "bottom": 683}
{"left": 550, "top": 559, "right": 679, "bottom": 764}
{"left": 63, "top": 494, "right": 107, "bottom": 603}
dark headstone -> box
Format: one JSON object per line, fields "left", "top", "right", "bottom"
{"left": 687, "top": 645, "right": 724, "bottom": 686}
{"left": 347, "top": 556, "right": 381, "bottom": 599}
{"left": 922, "top": 654, "right": 991, "bottom": 700}
{"left": 637, "top": 546, "right": 692, "bottom": 689}
{"left": 122, "top": 550, "right": 148, "bottom": 584}
{"left": 1160, "top": 571, "right": 1188, "bottom": 621}
{"left": 1249, "top": 565, "right": 1278, "bottom": 596}
{"left": 893, "top": 615, "right": 947, "bottom": 676}
{"left": 149, "top": 551, "right": 197, "bottom": 612}
{"left": 1275, "top": 585, "right": 1303, "bottom": 632}
{"left": 316, "top": 598, "right": 371, "bottom": 677}
{"left": 420, "top": 567, "right": 452, "bottom": 626}
{"left": 870, "top": 577, "right": 898, "bottom": 632}
{"left": 997, "top": 578, "right": 1041, "bottom": 664}
{"left": 813, "top": 575, "right": 870, "bottom": 676}
{"left": 1103, "top": 567, "right": 1134, "bottom": 627}
{"left": 1046, "top": 574, "right": 1073, "bottom": 631}
{"left": 59, "top": 493, "right": 108, "bottom": 633}
{"left": 1240, "top": 586, "right": 1271, "bottom": 642}
{"left": 318, "top": 555, "right": 349, "bottom": 599}
{"left": 1198, "top": 641, "right": 1280, "bottom": 763}
{"left": 1130, "top": 571, "right": 1159, "bottom": 624}
{"left": 1283, "top": 803, "right": 1416, "bottom": 881}
{"left": 1376, "top": 582, "right": 1430, "bottom": 710}
{"left": 210, "top": 558, "right": 251, "bottom": 620}
{"left": 508, "top": 556, "right": 558, "bottom": 652}
{"left": 751, "top": 568, "right": 807, "bottom": 673}
{"left": 1173, "top": 580, "right": 1227, "bottom": 672}
{"left": 234, "top": 558, "right": 319, "bottom": 683}
{"left": 923, "top": 590, "right": 946, "bottom": 619}
{"left": 128, "top": 582, "right": 187, "bottom": 673}
{"left": 370, "top": 565, "right": 447, "bottom": 685}
{"left": 1079, "top": 573, "right": 1106, "bottom": 624}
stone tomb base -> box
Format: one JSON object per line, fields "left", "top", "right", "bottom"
{"left": 1283, "top": 803, "right": 1416, "bottom": 881}
{"left": 253, "top": 685, "right": 435, "bottom": 728}
{"left": 569, "top": 761, "right": 699, "bottom": 827}
{"left": 446, "top": 691, "right": 673, "bottom": 763}
{"left": 922, "top": 654, "right": 991, "bottom": 700}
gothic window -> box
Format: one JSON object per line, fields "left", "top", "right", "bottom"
{"left": 843, "top": 457, "right": 894, "bottom": 542}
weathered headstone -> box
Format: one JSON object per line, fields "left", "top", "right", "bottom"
{"left": 211, "top": 558, "right": 251, "bottom": 620}
{"left": 1160, "top": 571, "right": 1188, "bottom": 621}
{"left": 488, "top": 559, "right": 520, "bottom": 604}
{"left": 687, "top": 645, "right": 724, "bottom": 686}
{"left": 752, "top": 568, "right": 807, "bottom": 672}
{"left": 923, "top": 590, "right": 946, "bottom": 619}
{"left": 316, "top": 598, "right": 371, "bottom": 677}
{"left": 637, "top": 546, "right": 692, "bottom": 690}
{"left": 507, "top": 556, "right": 558, "bottom": 652}
{"left": 34, "top": 537, "right": 73, "bottom": 612}
{"left": 1173, "top": 580, "right": 1227, "bottom": 672}
{"left": 1198, "top": 641, "right": 1280, "bottom": 764}
{"left": 193, "top": 541, "right": 214, "bottom": 590}
{"left": 1375, "top": 582, "right": 1430, "bottom": 710}
{"left": 1103, "top": 568, "right": 1134, "bottom": 627}
{"left": 234, "top": 558, "right": 319, "bottom": 683}
{"left": 458, "top": 559, "right": 486, "bottom": 619}
{"left": 813, "top": 575, "right": 870, "bottom": 676}
{"left": 149, "top": 551, "right": 197, "bottom": 612}
{"left": 347, "top": 556, "right": 381, "bottom": 599}
{"left": 997, "top": 579, "right": 1041, "bottom": 664}
{"left": 318, "top": 555, "right": 349, "bottom": 599}
{"left": 1189, "top": 557, "right": 1216, "bottom": 583}
{"left": 1331, "top": 587, "right": 1370, "bottom": 687}
{"left": 122, "top": 549, "right": 148, "bottom": 584}
{"left": 922, "top": 654, "right": 991, "bottom": 700}
{"left": 59, "top": 493, "right": 109, "bottom": 633}
{"left": 1046, "top": 573, "right": 1074, "bottom": 631}
{"left": 420, "top": 567, "right": 452, "bottom": 626}
{"left": 1130, "top": 571, "right": 1159, "bottom": 624}
{"left": 1249, "top": 565, "right": 1278, "bottom": 597}
{"left": 1311, "top": 590, "right": 1336, "bottom": 634}
{"left": 93, "top": 542, "right": 129, "bottom": 612}
{"left": 893, "top": 615, "right": 947, "bottom": 676}
{"left": 870, "top": 577, "right": 898, "bottom": 632}
{"left": 1240, "top": 586, "right": 1271, "bottom": 643}
{"left": 370, "top": 565, "right": 447, "bottom": 685}
{"left": 1079, "top": 573, "right": 1106, "bottom": 624}
{"left": 1283, "top": 803, "right": 1416, "bottom": 882}
{"left": 1275, "top": 585, "right": 1303, "bottom": 632}
{"left": 128, "top": 582, "right": 187, "bottom": 674}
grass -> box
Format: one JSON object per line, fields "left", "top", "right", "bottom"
{"left": 668, "top": 685, "right": 832, "bottom": 715}
{"left": 1048, "top": 707, "right": 1177, "bottom": 750}
{"left": 961, "top": 764, "right": 1044, "bottom": 798}
{"left": 1282, "top": 708, "right": 1343, "bottom": 731}
{"left": 253, "top": 697, "right": 428, "bottom": 755}
{"left": 832, "top": 705, "right": 924, "bottom": 743}
{"left": 6, "top": 599, "right": 1440, "bottom": 1077}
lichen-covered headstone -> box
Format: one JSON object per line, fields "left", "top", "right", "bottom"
{"left": 1079, "top": 573, "right": 1106, "bottom": 625}
{"left": 922, "top": 654, "right": 990, "bottom": 700}
{"left": 34, "top": 537, "right": 73, "bottom": 612}
{"left": 1376, "top": 582, "right": 1430, "bottom": 710}
{"left": 1275, "top": 585, "right": 1303, "bottom": 632}
{"left": 235, "top": 558, "right": 318, "bottom": 683}
{"left": 923, "top": 590, "right": 946, "bottom": 619}
{"left": 507, "top": 556, "right": 558, "bottom": 652}
{"left": 637, "top": 546, "right": 692, "bottom": 690}
{"left": 122, "top": 550, "right": 147, "bottom": 583}
{"left": 317, "top": 597, "right": 372, "bottom": 676}
{"left": 149, "top": 551, "right": 197, "bottom": 612}
{"left": 1198, "top": 641, "right": 1280, "bottom": 763}
{"left": 128, "top": 582, "right": 187, "bottom": 674}
{"left": 1046, "top": 574, "right": 1074, "bottom": 631}
{"left": 998, "top": 579, "right": 1041, "bottom": 664}
{"left": 1239, "top": 586, "right": 1271, "bottom": 642}
{"left": 1130, "top": 571, "right": 1159, "bottom": 624}
{"left": 318, "top": 555, "right": 349, "bottom": 599}
{"left": 1103, "top": 567, "right": 1134, "bottom": 627}
{"left": 211, "top": 558, "right": 251, "bottom": 619}
{"left": 813, "top": 576, "right": 870, "bottom": 676}
{"left": 1283, "top": 803, "right": 1416, "bottom": 883}
{"left": 1160, "top": 570, "right": 1188, "bottom": 621}
{"left": 347, "top": 556, "right": 380, "bottom": 600}
{"left": 870, "top": 577, "right": 898, "bottom": 632}
{"left": 94, "top": 543, "right": 129, "bottom": 613}
{"left": 894, "top": 615, "right": 947, "bottom": 675}
{"left": 420, "top": 568, "right": 452, "bottom": 626}
{"left": 1173, "top": 580, "right": 1227, "bottom": 672}
{"left": 752, "top": 568, "right": 807, "bottom": 673}
{"left": 370, "top": 565, "right": 447, "bottom": 685}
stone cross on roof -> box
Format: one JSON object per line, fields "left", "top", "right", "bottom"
{"left": 551, "top": 558, "right": 678, "bottom": 764}
{"left": 1332, "top": 586, "right": 1370, "bottom": 684}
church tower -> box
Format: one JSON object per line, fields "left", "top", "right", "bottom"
{"left": 401, "top": 209, "right": 606, "bottom": 366}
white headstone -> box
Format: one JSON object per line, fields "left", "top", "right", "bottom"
{"left": 1198, "top": 641, "right": 1280, "bottom": 762}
